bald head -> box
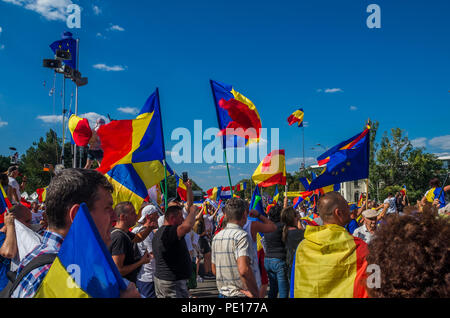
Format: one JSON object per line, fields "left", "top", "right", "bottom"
{"left": 317, "top": 192, "right": 350, "bottom": 226}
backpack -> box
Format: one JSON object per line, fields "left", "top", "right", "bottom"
{"left": 0, "top": 253, "right": 57, "bottom": 298}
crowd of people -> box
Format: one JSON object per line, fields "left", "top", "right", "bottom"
{"left": 0, "top": 164, "right": 449, "bottom": 298}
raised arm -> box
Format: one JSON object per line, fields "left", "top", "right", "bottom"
{"left": 177, "top": 180, "right": 198, "bottom": 239}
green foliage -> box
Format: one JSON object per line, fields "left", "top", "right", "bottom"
{"left": 0, "top": 155, "right": 11, "bottom": 173}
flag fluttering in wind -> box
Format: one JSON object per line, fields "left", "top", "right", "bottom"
{"left": 35, "top": 203, "right": 126, "bottom": 298}
{"left": 290, "top": 224, "right": 369, "bottom": 298}
{"left": 252, "top": 150, "right": 287, "bottom": 187}
{"left": 207, "top": 187, "right": 222, "bottom": 201}
{"left": 176, "top": 175, "right": 187, "bottom": 202}
{"left": 68, "top": 113, "right": 92, "bottom": 147}
{"left": 272, "top": 185, "right": 280, "bottom": 205}
{"left": 210, "top": 80, "right": 262, "bottom": 148}
{"left": 308, "top": 126, "right": 370, "bottom": 191}
{"left": 50, "top": 31, "right": 77, "bottom": 70}
{"left": 287, "top": 109, "right": 304, "bottom": 127}
{"left": 100, "top": 90, "right": 169, "bottom": 212}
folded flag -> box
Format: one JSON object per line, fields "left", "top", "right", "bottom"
{"left": 176, "top": 175, "right": 187, "bottom": 202}
{"left": 35, "top": 203, "right": 127, "bottom": 298}
{"left": 252, "top": 150, "right": 287, "bottom": 187}
{"left": 309, "top": 126, "right": 370, "bottom": 191}
{"left": 68, "top": 113, "right": 92, "bottom": 147}
{"left": 210, "top": 80, "right": 262, "bottom": 148}
{"left": 290, "top": 224, "right": 369, "bottom": 298}
{"left": 287, "top": 109, "right": 304, "bottom": 127}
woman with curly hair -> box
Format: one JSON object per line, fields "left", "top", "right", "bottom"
{"left": 366, "top": 209, "right": 450, "bottom": 297}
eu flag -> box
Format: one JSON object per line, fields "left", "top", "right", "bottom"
{"left": 308, "top": 127, "right": 370, "bottom": 191}
{"left": 50, "top": 31, "right": 77, "bottom": 70}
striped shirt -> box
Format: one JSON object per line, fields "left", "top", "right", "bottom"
{"left": 11, "top": 231, "right": 64, "bottom": 298}
{"left": 211, "top": 223, "right": 250, "bottom": 297}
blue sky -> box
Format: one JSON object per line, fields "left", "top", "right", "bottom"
{"left": 0, "top": 0, "right": 449, "bottom": 190}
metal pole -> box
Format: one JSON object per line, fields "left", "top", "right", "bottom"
{"left": 74, "top": 38, "right": 79, "bottom": 168}
{"left": 61, "top": 76, "right": 66, "bottom": 166}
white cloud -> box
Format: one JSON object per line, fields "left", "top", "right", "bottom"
{"left": 209, "top": 165, "right": 227, "bottom": 170}
{"left": 0, "top": 44, "right": 4, "bottom": 50}
{"left": 411, "top": 137, "right": 427, "bottom": 148}
{"left": 93, "top": 64, "right": 126, "bottom": 72}
{"left": 0, "top": 117, "right": 8, "bottom": 127}
{"left": 108, "top": 24, "right": 125, "bottom": 32}
{"left": 92, "top": 5, "right": 101, "bottom": 15}
{"left": 349, "top": 106, "right": 358, "bottom": 111}
{"left": 96, "top": 32, "right": 105, "bottom": 38}
{"left": 0, "top": 26, "right": 3, "bottom": 33}
{"left": 2, "top": 0, "right": 73, "bottom": 22}
{"left": 81, "top": 112, "right": 108, "bottom": 128}
{"left": 429, "top": 135, "right": 450, "bottom": 150}
{"left": 117, "top": 107, "right": 139, "bottom": 115}
{"left": 303, "top": 121, "right": 309, "bottom": 127}
{"left": 37, "top": 114, "right": 63, "bottom": 123}
{"left": 324, "top": 88, "right": 343, "bottom": 93}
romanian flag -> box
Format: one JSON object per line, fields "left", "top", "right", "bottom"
{"left": 97, "top": 89, "right": 166, "bottom": 175}
{"left": 272, "top": 186, "right": 280, "bottom": 204}
{"left": 207, "top": 187, "right": 222, "bottom": 201}
{"left": 0, "top": 184, "right": 12, "bottom": 227}
{"left": 36, "top": 187, "right": 47, "bottom": 203}
{"left": 68, "top": 113, "right": 92, "bottom": 147}
{"left": 400, "top": 185, "right": 407, "bottom": 196}
{"left": 357, "top": 193, "right": 365, "bottom": 208}
{"left": 210, "top": 80, "right": 262, "bottom": 148}
{"left": 176, "top": 175, "right": 187, "bottom": 202}
{"left": 425, "top": 187, "right": 446, "bottom": 208}
{"left": 287, "top": 109, "right": 304, "bottom": 127}
{"left": 290, "top": 224, "right": 369, "bottom": 298}
{"left": 309, "top": 126, "right": 370, "bottom": 191}
{"left": 35, "top": 203, "right": 127, "bottom": 298}
{"left": 252, "top": 150, "right": 287, "bottom": 187}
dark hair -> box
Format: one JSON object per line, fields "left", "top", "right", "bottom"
{"left": 165, "top": 205, "right": 182, "bottom": 221}
{"left": 366, "top": 211, "right": 450, "bottom": 297}
{"left": 224, "top": 198, "right": 248, "bottom": 222}
{"left": 281, "top": 207, "right": 298, "bottom": 243}
{"left": 268, "top": 205, "right": 282, "bottom": 223}
{"left": 45, "top": 169, "right": 113, "bottom": 229}
{"left": 114, "top": 202, "right": 134, "bottom": 218}
{"left": 429, "top": 178, "right": 441, "bottom": 188}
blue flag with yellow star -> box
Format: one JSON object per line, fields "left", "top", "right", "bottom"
{"left": 308, "top": 127, "right": 370, "bottom": 191}
{"left": 50, "top": 31, "right": 77, "bottom": 69}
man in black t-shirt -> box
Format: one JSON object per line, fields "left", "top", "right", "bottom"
{"left": 109, "top": 202, "right": 152, "bottom": 284}
{"left": 152, "top": 180, "right": 198, "bottom": 298}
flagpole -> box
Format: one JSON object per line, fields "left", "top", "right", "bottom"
{"left": 61, "top": 76, "right": 66, "bottom": 166}
{"left": 155, "top": 88, "right": 168, "bottom": 210}
{"left": 302, "top": 124, "right": 305, "bottom": 171}
{"left": 224, "top": 149, "right": 234, "bottom": 197}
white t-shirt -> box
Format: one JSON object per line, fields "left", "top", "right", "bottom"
{"left": 132, "top": 225, "right": 155, "bottom": 283}
{"left": 384, "top": 197, "right": 397, "bottom": 214}
{"left": 203, "top": 214, "right": 214, "bottom": 234}
{"left": 8, "top": 177, "right": 20, "bottom": 204}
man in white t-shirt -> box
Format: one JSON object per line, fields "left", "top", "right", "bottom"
{"left": 379, "top": 193, "right": 397, "bottom": 219}
{"left": 132, "top": 204, "right": 159, "bottom": 298}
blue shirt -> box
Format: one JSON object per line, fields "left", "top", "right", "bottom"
{"left": 0, "top": 232, "right": 11, "bottom": 292}
{"left": 345, "top": 219, "right": 359, "bottom": 235}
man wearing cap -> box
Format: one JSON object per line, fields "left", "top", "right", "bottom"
{"left": 84, "top": 118, "right": 106, "bottom": 169}
{"left": 109, "top": 202, "right": 153, "bottom": 285}
{"left": 132, "top": 204, "right": 160, "bottom": 298}
{"left": 352, "top": 209, "right": 380, "bottom": 244}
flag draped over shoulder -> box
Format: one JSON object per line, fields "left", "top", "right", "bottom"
{"left": 68, "top": 113, "right": 92, "bottom": 147}
{"left": 290, "top": 224, "right": 369, "bottom": 298}
{"left": 287, "top": 109, "right": 304, "bottom": 127}
{"left": 308, "top": 127, "right": 370, "bottom": 191}
{"left": 50, "top": 31, "right": 77, "bottom": 70}
{"left": 252, "top": 150, "right": 287, "bottom": 187}
{"left": 99, "top": 90, "right": 170, "bottom": 212}
{"left": 35, "top": 203, "right": 127, "bottom": 298}
{"left": 210, "top": 80, "right": 262, "bottom": 148}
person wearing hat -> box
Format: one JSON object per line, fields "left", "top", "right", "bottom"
{"left": 84, "top": 117, "right": 106, "bottom": 170}
{"left": 352, "top": 209, "right": 381, "bottom": 244}
{"left": 132, "top": 204, "right": 160, "bottom": 298}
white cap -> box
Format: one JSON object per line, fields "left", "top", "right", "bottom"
{"left": 138, "top": 205, "right": 159, "bottom": 223}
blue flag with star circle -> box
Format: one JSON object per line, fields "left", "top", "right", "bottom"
{"left": 50, "top": 31, "right": 77, "bottom": 69}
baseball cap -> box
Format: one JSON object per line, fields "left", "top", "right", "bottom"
{"left": 362, "top": 209, "right": 381, "bottom": 219}
{"left": 7, "top": 166, "right": 18, "bottom": 174}
{"left": 138, "top": 204, "right": 159, "bottom": 223}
